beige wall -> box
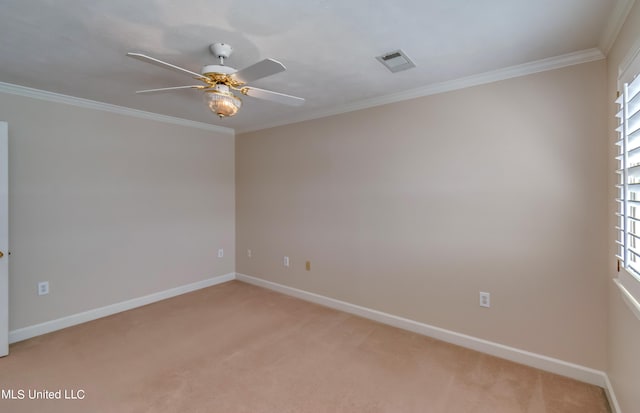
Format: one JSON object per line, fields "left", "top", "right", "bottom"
{"left": 1, "top": 93, "right": 235, "bottom": 330}
{"left": 237, "top": 60, "right": 609, "bottom": 370}
{"left": 607, "top": 1, "right": 640, "bottom": 411}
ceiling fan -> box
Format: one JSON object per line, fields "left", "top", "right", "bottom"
{"left": 126, "top": 43, "right": 304, "bottom": 118}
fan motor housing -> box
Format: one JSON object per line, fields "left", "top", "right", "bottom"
{"left": 202, "top": 65, "right": 236, "bottom": 76}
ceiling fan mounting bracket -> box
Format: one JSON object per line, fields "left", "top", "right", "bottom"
{"left": 210, "top": 43, "right": 233, "bottom": 61}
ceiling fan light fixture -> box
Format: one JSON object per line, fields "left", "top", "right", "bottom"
{"left": 127, "top": 42, "right": 304, "bottom": 119}
{"left": 204, "top": 87, "right": 242, "bottom": 118}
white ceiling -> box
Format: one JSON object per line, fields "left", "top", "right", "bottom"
{"left": 0, "top": 0, "right": 628, "bottom": 133}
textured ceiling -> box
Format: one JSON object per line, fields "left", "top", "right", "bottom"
{"left": 0, "top": 0, "right": 625, "bottom": 133}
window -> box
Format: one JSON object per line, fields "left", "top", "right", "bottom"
{"left": 615, "top": 46, "right": 640, "bottom": 320}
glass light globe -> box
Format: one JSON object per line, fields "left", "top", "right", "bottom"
{"left": 204, "top": 89, "right": 242, "bottom": 118}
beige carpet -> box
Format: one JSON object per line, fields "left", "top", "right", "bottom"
{"left": 0, "top": 281, "right": 610, "bottom": 412}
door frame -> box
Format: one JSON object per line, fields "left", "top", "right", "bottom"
{"left": 0, "top": 121, "right": 8, "bottom": 356}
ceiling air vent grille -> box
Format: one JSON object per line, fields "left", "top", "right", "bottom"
{"left": 376, "top": 49, "right": 416, "bottom": 73}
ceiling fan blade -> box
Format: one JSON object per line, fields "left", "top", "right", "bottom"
{"left": 231, "top": 59, "right": 286, "bottom": 84}
{"left": 242, "top": 87, "right": 305, "bottom": 106}
{"left": 135, "top": 85, "right": 204, "bottom": 94}
{"left": 127, "top": 52, "right": 207, "bottom": 81}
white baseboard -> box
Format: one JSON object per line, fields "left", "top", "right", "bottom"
{"left": 236, "top": 273, "right": 609, "bottom": 389}
{"left": 8, "top": 271, "right": 622, "bottom": 412}
{"left": 604, "top": 374, "right": 623, "bottom": 413}
{"left": 8, "top": 273, "right": 235, "bottom": 344}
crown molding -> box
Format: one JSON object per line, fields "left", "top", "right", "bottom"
{"left": 618, "top": 32, "right": 640, "bottom": 80}
{"left": 0, "top": 81, "right": 234, "bottom": 136}
{"left": 236, "top": 48, "right": 605, "bottom": 134}
{"left": 600, "top": 0, "right": 636, "bottom": 55}
{"left": 0, "top": 47, "right": 606, "bottom": 137}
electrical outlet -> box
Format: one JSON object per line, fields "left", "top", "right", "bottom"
{"left": 283, "top": 256, "right": 290, "bottom": 267}
{"left": 38, "top": 281, "right": 49, "bottom": 296}
{"left": 247, "top": 249, "right": 252, "bottom": 258}
{"left": 479, "top": 292, "right": 490, "bottom": 308}
{"left": 217, "top": 248, "right": 224, "bottom": 258}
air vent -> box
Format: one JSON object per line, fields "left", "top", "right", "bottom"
{"left": 376, "top": 49, "right": 416, "bottom": 73}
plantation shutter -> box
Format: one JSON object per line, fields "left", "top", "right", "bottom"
{"left": 616, "top": 72, "right": 640, "bottom": 275}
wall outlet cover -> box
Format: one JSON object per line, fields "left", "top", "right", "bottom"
{"left": 479, "top": 292, "right": 490, "bottom": 308}
{"left": 38, "top": 281, "right": 49, "bottom": 296}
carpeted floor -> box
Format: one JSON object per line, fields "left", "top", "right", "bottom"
{"left": 0, "top": 280, "right": 610, "bottom": 412}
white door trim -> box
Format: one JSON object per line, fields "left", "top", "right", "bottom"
{"left": 0, "top": 122, "right": 8, "bottom": 357}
